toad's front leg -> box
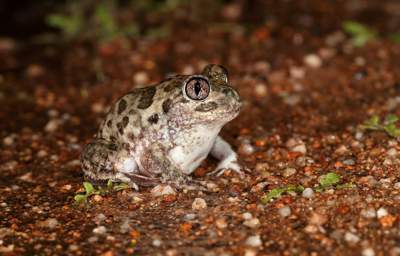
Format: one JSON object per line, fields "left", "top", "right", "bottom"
{"left": 209, "top": 136, "right": 243, "bottom": 176}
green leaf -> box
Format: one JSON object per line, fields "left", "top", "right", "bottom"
{"left": 384, "top": 123, "right": 400, "bottom": 137}
{"left": 107, "top": 179, "right": 113, "bottom": 189}
{"left": 319, "top": 172, "right": 341, "bottom": 187}
{"left": 336, "top": 182, "right": 356, "bottom": 189}
{"left": 385, "top": 114, "right": 399, "bottom": 124}
{"left": 83, "top": 182, "right": 95, "bottom": 195}
{"left": 342, "top": 21, "right": 376, "bottom": 47}
{"left": 287, "top": 184, "right": 305, "bottom": 193}
{"left": 74, "top": 194, "right": 87, "bottom": 203}
{"left": 389, "top": 33, "right": 400, "bottom": 43}
{"left": 260, "top": 188, "right": 286, "bottom": 204}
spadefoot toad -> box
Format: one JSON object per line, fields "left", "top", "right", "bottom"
{"left": 81, "top": 64, "right": 242, "bottom": 189}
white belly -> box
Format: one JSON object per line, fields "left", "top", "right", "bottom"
{"left": 168, "top": 126, "right": 221, "bottom": 174}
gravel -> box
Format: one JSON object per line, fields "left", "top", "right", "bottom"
{"left": 192, "top": 198, "right": 207, "bottom": 210}
{"left": 245, "top": 235, "right": 262, "bottom": 247}
{"left": 344, "top": 232, "right": 360, "bottom": 244}
{"left": 302, "top": 188, "right": 314, "bottom": 198}
{"left": 278, "top": 206, "right": 291, "bottom": 217}
{"left": 151, "top": 185, "right": 176, "bottom": 197}
{"left": 376, "top": 207, "right": 388, "bottom": 218}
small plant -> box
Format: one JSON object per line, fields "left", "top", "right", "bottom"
{"left": 361, "top": 114, "right": 400, "bottom": 138}
{"left": 315, "top": 172, "right": 354, "bottom": 192}
{"left": 260, "top": 184, "right": 304, "bottom": 204}
{"left": 74, "top": 180, "right": 130, "bottom": 204}
{"left": 390, "top": 33, "right": 400, "bottom": 44}
{"left": 343, "top": 21, "right": 377, "bottom": 47}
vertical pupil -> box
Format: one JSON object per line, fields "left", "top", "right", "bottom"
{"left": 194, "top": 80, "right": 201, "bottom": 96}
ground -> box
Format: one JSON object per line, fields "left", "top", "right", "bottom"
{"left": 1, "top": 1, "right": 400, "bottom": 255}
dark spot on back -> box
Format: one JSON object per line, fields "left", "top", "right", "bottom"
{"left": 118, "top": 99, "right": 127, "bottom": 114}
{"left": 195, "top": 101, "right": 218, "bottom": 112}
{"left": 162, "top": 99, "right": 173, "bottom": 113}
{"left": 107, "top": 120, "right": 112, "bottom": 128}
{"left": 117, "top": 122, "right": 124, "bottom": 135}
{"left": 163, "top": 79, "right": 181, "bottom": 92}
{"left": 110, "top": 135, "right": 117, "bottom": 142}
{"left": 122, "top": 116, "right": 129, "bottom": 128}
{"left": 138, "top": 87, "right": 156, "bottom": 109}
{"left": 127, "top": 132, "right": 135, "bottom": 141}
{"left": 148, "top": 113, "right": 159, "bottom": 124}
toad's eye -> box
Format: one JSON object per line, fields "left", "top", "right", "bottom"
{"left": 185, "top": 77, "right": 210, "bottom": 100}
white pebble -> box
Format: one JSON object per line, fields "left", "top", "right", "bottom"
{"left": 3, "top": 136, "right": 14, "bottom": 146}
{"left": 394, "top": 182, "right": 400, "bottom": 189}
{"left": 45, "top": 119, "right": 61, "bottom": 133}
{"left": 283, "top": 167, "right": 297, "bottom": 177}
{"left": 92, "top": 226, "right": 107, "bottom": 235}
{"left": 243, "top": 218, "right": 260, "bottom": 228}
{"left": 39, "top": 218, "right": 59, "bottom": 229}
{"left": 192, "top": 198, "right": 207, "bottom": 210}
{"left": 377, "top": 207, "right": 388, "bottom": 218}
{"left": 245, "top": 235, "right": 262, "bottom": 247}
{"left": 360, "top": 208, "right": 376, "bottom": 218}
{"left": 184, "top": 213, "right": 196, "bottom": 221}
{"left": 151, "top": 185, "right": 176, "bottom": 197}
{"left": 254, "top": 83, "right": 268, "bottom": 97}
{"left": 133, "top": 71, "right": 149, "bottom": 85}
{"left": 304, "top": 54, "right": 322, "bottom": 68}
{"left": 387, "top": 148, "right": 398, "bottom": 157}
{"left": 242, "top": 212, "right": 253, "bottom": 220}
{"left": 362, "top": 248, "right": 375, "bottom": 256}
{"left": 344, "top": 232, "right": 360, "bottom": 244}
{"left": 244, "top": 249, "right": 257, "bottom": 256}
{"left": 152, "top": 239, "right": 162, "bottom": 247}
{"left": 278, "top": 206, "right": 291, "bottom": 217}
{"left": 302, "top": 188, "right": 314, "bottom": 198}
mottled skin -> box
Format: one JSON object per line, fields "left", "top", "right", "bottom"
{"left": 81, "top": 64, "right": 242, "bottom": 189}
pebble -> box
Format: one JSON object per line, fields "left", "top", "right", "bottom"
{"left": 243, "top": 218, "right": 260, "bottom": 228}
{"left": 309, "top": 212, "right": 327, "bottom": 226}
{"left": 360, "top": 208, "right": 376, "bottom": 218}
{"left": 254, "top": 83, "right": 268, "bottom": 97}
{"left": 93, "top": 226, "right": 107, "bottom": 235}
{"left": 44, "top": 119, "right": 61, "bottom": 133}
{"left": 242, "top": 212, "right": 253, "bottom": 220}
{"left": 133, "top": 71, "right": 149, "bottom": 85}
{"left": 192, "top": 198, "right": 207, "bottom": 210}
{"left": 150, "top": 185, "right": 176, "bottom": 197}
{"left": 290, "top": 66, "right": 305, "bottom": 79}
{"left": 286, "top": 138, "right": 307, "bottom": 154}
{"left": 215, "top": 218, "right": 228, "bottom": 229}
{"left": 334, "top": 145, "right": 349, "bottom": 155}
{"left": 362, "top": 248, "right": 375, "bottom": 256}
{"left": 342, "top": 159, "right": 355, "bottom": 165}
{"left": 394, "top": 182, "right": 400, "bottom": 189}
{"left": 239, "top": 142, "right": 255, "bottom": 155}
{"left": 68, "top": 244, "right": 79, "bottom": 252}
{"left": 245, "top": 235, "right": 262, "bottom": 247}
{"left": 39, "top": 218, "right": 59, "bottom": 229}
{"left": 3, "top": 136, "right": 14, "bottom": 146}
{"left": 376, "top": 207, "right": 388, "bottom": 218}
{"left": 96, "top": 213, "right": 107, "bottom": 222}
{"left": 152, "top": 239, "right": 162, "bottom": 247}
{"left": 278, "top": 206, "right": 291, "bottom": 217}
{"left": 304, "top": 54, "right": 322, "bottom": 68}
{"left": 244, "top": 249, "right": 257, "bottom": 256}
{"left": 283, "top": 167, "right": 297, "bottom": 177}
{"left": 120, "top": 219, "right": 131, "bottom": 234}
{"left": 344, "top": 232, "right": 360, "bottom": 244}
{"left": 184, "top": 213, "right": 196, "bottom": 221}
{"left": 387, "top": 148, "right": 398, "bottom": 157}
{"left": 302, "top": 188, "right": 314, "bottom": 198}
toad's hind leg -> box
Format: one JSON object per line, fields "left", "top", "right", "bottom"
{"left": 80, "top": 138, "right": 139, "bottom": 189}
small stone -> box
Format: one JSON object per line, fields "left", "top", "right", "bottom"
{"left": 215, "top": 218, "right": 228, "bottom": 229}
{"left": 290, "top": 66, "right": 305, "bottom": 79}
{"left": 302, "top": 188, "right": 314, "bottom": 198}
{"left": 304, "top": 54, "right": 322, "bottom": 68}
{"left": 245, "top": 235, "right": 262, "bottom": 247}
{"left": 239, "top": 142, "right": 255, "bottom": 155}
{"left": 133, "top": 71, "right": 149, "bottom": 85}
{"left": 309, "top": 212, "right": 327, "bottom": 226}
{"left": 68, "top": 244, "right": 79, "bottom": 252}
{"left": 38, "top": 218, "right": 59, "bottom": 229}
{"left": 362, "top": 248, "right": 375, "bottom": 256}
{"left": 44, "top": 119, "right": 61, "bottom": 133}
{"left": 360, "top": 208, "right": 376, "bottom": 218}
{"left": 120, "top": 219, "right": 131, "bottom": 233}
{"left": 243, "top": 218, "right": 260, "bottom": 228}
{"left": 387, "top": 148, "right": 398, "bottom": 157}
{"left": 335, "top": 145, "right": 349, "bottom": 155}
{"left": 377, "top": 207, "right": 388, "bottom": 218}
{"left": 192, "top": 198, "right": 207, "bottom": 210}
{"left": 151, "top": 185, "right": 176, "bottom": 197}
{"left": 394, "top": 182, "right": 400, "bottom": 189}
{"left": 3, "top": 136, "right": 14, "bottom": 146}
{"left": 254, "top": 83, "right": 268, "bottom": 97}
{"left": 344, "top": 232, "right": 360, "bottom": 244}
{"left": 286, "top": 138, "right": 307, "bottom": 154}
{"left": 278, "top": 206, "right": 291, "bottom": 217}
{"left": 92, "top": 195, "right": 103, "bottom": 202}
{"left": 283, "top": 167, "right": 297, "bottom": 177}
{"left": 96, "top": 213, "right": 107, "bottom": 222}
{"left": 342, "top": 159, "right": 355, "bottom": 166}
{"left": 152, "top": 239, "right": 162, "bottom": 247}
{"left": 242, "top": 212, "right": 253, "bottom": 220}
{"left": 184, "top": 213, "right": 196, "bottom": 221}
{"left": 244, "top": 249, "right": 257, "bottom": 256}
{"left": 93, "top": 226, "right": 107, "bottom": 235}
